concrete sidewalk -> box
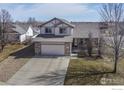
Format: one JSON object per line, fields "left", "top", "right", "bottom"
{"left": 7, "top": 56, "right": 70, "bottom": 85}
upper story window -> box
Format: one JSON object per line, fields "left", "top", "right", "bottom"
{"left": 45, "top": 27, "right": 52, "bottom": 34}
{"left": 59, "top": 27, "right": 66, "bottom": 34}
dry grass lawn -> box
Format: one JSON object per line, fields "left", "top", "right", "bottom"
{"left": 0, "top": 44, "right": 34, "bottom": 82}
{"left": 64, "top": 58, "right": 124, "bottom": 85}
{"left": 0, "top": 44, "right": 25, "bottom": 62}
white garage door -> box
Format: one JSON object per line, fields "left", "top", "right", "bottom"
{"left": 41, "top": 45, "right": 65, "bottom": 55}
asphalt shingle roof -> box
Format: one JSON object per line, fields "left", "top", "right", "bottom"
{"left": 33, "top": 21, "right": 100, "bottom": 42}
{"left": 33, "top": 34, "right": 73, "bottom": 42}
{"left": 39, "top": 17, "right": 75, "bottom": 28}
{"left": 12, "top": 24, "right": 27, "bottom": 34}
{"left": 12, "top": 23, "right": 40, "bottom": 35}
{"left": 72, "top": 22, "right": 100, "bottom": 38}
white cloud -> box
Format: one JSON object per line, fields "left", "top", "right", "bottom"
{"left": 33, "top": 4, "right": 94, "bottom": 16}
{"left": 0, "top": 4, "right": 98, "bottom": 21}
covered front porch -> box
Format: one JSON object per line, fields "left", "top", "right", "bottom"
{"left": 71, "top": 38, "right": 99, "bottom": 56}
{"left": 72, "top": 38, "right": 88, "bottom": 53}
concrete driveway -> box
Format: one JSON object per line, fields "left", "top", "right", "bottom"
{"left": 7, "top": 56, "right": 70, "bottom": 85}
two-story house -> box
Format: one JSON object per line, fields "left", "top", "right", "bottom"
{"left": 33, "top": 17, "right": 100, "bottom": 56}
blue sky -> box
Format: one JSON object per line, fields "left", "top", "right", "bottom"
{"left": 0, "top": 3, "right": 101, "bottom": 22}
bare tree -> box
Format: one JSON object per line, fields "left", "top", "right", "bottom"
{"left": 0, "top": 17, "right": 2, "bottom": 51}
{"left": 27, "top": 17, "right": 36, "bottom": 26}
{"left": 99, "top": 4, "right": 124, "bottom": 73}
{"left": 87, "top": 32, "right": 93, "bottom": 57}
{"left": 97, "top": 27, "right": 104, "bottom": 58}
{"left": 0, "top": 9, "right": 12, "bottom": 50}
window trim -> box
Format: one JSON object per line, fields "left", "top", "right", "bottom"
{"left": 45, "top": 27, "right": 52, "bottom": 34}
{"left": 59, "top": 27, "right": 66, "bottom": 34}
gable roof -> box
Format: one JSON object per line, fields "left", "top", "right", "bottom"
{"left": 11, "top": 19, "right": 101, "bottom": 38}
{"left": 39, "top": 17, "right": 75, "bottom": 28}
{"left": 12, "top": 24, "right": 26, "bottom": 34}
{"left": 18, "top": 23, "right": 30, "bottom": 31}
{"left": 72, "top": 22, "right": 100, "bottom": 38}
{"left": 12, "top": 23, "right": 30, "bottom": 34}
{"left": 11, "top": 23, "right": 41, "bottom": 35}
{"left": 31, "top": 26, "right": 40, "bottom": 35}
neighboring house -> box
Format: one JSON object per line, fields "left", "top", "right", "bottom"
{"left": 5, "top": 23, "right": 40, "bottom": 43}
{"left": 32, "top": 17, "right": 100, "bottom": 56}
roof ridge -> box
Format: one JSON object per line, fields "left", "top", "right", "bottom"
{"left": 39, "top": 17, "right": 75, "bottom": 28}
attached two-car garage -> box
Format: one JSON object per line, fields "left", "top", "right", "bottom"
{"left": 33, "top": 36, "right": 73, "bottom": 56}
{"left": 34, "top": 42, "right": 71, "bottom": 56}
{"left": 41, "top": 44, "right": 65, "bottom": 55}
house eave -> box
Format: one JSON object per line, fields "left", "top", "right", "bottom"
{"left": 38, "top": 17, "right": 75, "bottom": 28}
{"left": 32, "top": 36, "right": 73, "bottom": 43}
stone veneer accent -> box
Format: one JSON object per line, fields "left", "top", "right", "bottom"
{"left": 65, "top": 42, "right": 71, "bottom": 56}
{"left": 34, "top": 42, "right": 41, "bottom": 55}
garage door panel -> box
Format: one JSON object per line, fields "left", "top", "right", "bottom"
{"left": 41, "top": 45, "right": 64, "bottom": 55}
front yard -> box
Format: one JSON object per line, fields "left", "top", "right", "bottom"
{"left": 1, "top": 43, "right": 124, "bottom": 85}
{"left": 64, "top": 58, "right": 124, "bottom": 85}
{"left": 0, "top": 44, "right": 25, "bottom": 62}
{"left": 0, "top": 44, "right": 34, "bottom": 82}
